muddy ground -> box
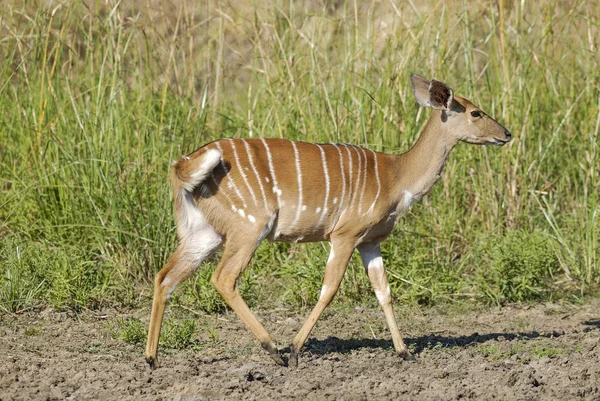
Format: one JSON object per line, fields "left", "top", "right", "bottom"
{"left": 1, "top": 301, "right": 599, "bottom": 401}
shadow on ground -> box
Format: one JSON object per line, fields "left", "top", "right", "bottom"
{"left": 298, "top": 317, "right": 599, "bottom": 356}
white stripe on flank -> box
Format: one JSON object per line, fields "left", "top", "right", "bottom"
{"left": 242, "top": 139, "right": 269, "bottom": 211}
{"left": 290, "top": 141, "right": 303, "bottom": 228}
{"left": 316, "top": 144, "right": 330, "bottom": 227}
{"left": 343, "top": 145, "right": 354, "bottom": 208}
{"left": 261, "top": 139, "right": 281, "bottom": 208}
{"left": 228, "top": 139, "right": 257, "bottom": 206}
{"left": 358, "top": 147, "right": 369, "bottom": 215}
{"left": 352, "top": 146, "right": 362, "bottom": 213}
{"left": 215, "top": 141, "right": 247, "bottom": 208}
{"left": 211, "top": 170, "right": 237, "bottom": 210}
{"left": 365, "top": 149, "right": 380, "bottom": 215}
{"left": 332, "top": 144, "right": 346, "bottom": 219}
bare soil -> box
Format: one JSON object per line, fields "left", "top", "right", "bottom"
{"left": 1, "top": 302, "right": 599, "bottom": 401}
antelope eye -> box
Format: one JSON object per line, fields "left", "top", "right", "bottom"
{"left": 470, "top": 110, "right": 482, "bottom": 118}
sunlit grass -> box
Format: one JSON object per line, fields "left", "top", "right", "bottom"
{"left": 0, "top": 0, "right": 598, "bottom": 313}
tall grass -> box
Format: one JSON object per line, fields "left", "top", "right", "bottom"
{"left": 0, "top": 0, "right": 598, "bottom": 313}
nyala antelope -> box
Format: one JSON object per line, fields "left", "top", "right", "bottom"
{"left": 145, "top": 74, "right": 512, "bottom": 368}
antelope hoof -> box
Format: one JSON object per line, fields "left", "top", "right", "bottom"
{"left": 146, "top": 356, "right": 158, "bottom": 370}
{"left": 262, "top": 342, "right": 287, "bottom": 367}
{"left": 398, "top": 349, "right": 416, "bottom": 361}
{"left": 270, "top": 352, "right": 287, "bottom": 367}
{"left": 288, "top": 347, "right": 299, "bottom": 368}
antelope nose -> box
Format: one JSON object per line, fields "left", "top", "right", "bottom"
{"left": 505, "top": 130, "right": 512, "bottom": 141}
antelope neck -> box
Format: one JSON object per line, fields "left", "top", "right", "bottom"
{"left": 393, "top": 110, "right": 459, "bottom": 199}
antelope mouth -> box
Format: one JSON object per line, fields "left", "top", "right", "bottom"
{"left": 492, "top": 137, "right": 511, "bottom": 146}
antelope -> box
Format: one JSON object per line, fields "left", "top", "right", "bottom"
{"left": 145, "top": 74, "right": 511, "bottom": 368}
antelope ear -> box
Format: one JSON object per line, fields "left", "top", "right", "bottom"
{"left": 429, "top": 79, "right": 453, "bottom": 110}
{"left": 410, "top": 74, "right": 454, "bottom": 111}
{"left": 410, "top": 74, "right": 432, "bottom": 108}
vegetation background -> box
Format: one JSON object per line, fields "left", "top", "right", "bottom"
{"left": 1, "top": 0, "right": 598, "bottom": 324}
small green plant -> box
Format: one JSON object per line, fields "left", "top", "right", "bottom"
{"left": 161, "top": 318, "right": 200, "bottom": 350}
{"left": 24, "top": 326, "right": 42, "bottom": 336}
{"left": 476, "top": 343, "right": 506, "bottom": 360}
{"left": 476, "top": 230, "right": 559, "bottom": 305}
{"left": 188, "top": 268, "right": 228, "bottom": 314}
{"left": 475, "top": 340, "right": 567, "bottom": 362}
{"left": 108, "top": 316, "right": 200, "bottom": 350}
{"left": 0, "top": 239, "right": 45, "bottom": 313}
{"left": 108, "top": 318, "right": 147, "bottom": 346}
{"left": 202, "top": 324, "right": 220, "bottom": 343}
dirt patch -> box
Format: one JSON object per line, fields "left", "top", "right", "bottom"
{"left": 1, "top": 302, "right": 599, "bottom": 400}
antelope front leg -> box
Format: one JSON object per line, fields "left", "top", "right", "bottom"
{"left": 289, "top": 239, "right": 354, "bottom": 367}
{"left": 358, "top": 243, "right": 415, "bottom": 361}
